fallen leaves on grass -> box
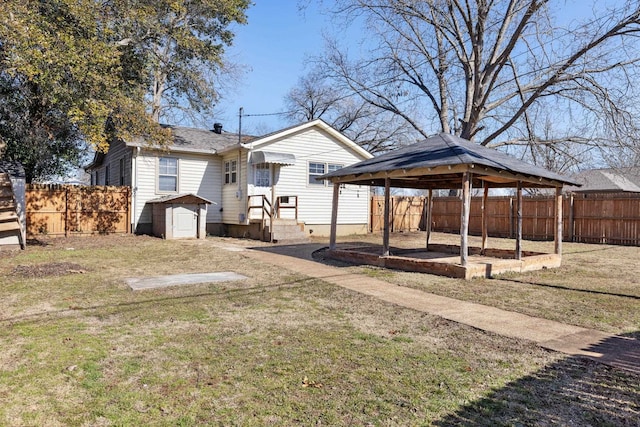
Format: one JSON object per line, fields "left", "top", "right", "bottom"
{"left": 302, "top": 376, "right": 323, "bottom": 388}
{"left": 11, "top": 262, "right": 86, "bottom": 278}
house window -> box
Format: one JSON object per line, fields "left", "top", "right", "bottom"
{"left": 255, "top": 163, "right": 270, "bottom": 187}
{"left": 119, "top": 158, "right": 125, "bottom": 185}
{"left": 225, "top": 160, "right": 237, "bottom": 184}
{"left": 105, "top": 165, "right": 110, "bottom": 186}
{"left": 309, "top": 163, "right": 343, "bottom": 185}
{"left": 308, "top": 162, "right": 325, "bottom": 185}
{"left": 328, "top": 164, "right": 343, "bottom": 174}
{"left": 158, "top": 157, "right": 178, "bottom": 192}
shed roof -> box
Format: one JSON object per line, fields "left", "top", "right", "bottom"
{"left": 147, "top": 193, "right": 214, "bottom": 205}
{"left": 564, "top": 168, "right": 640, "bottom": 193}
{"left": 321, "top": 133, "right": 580, "bottom": 189}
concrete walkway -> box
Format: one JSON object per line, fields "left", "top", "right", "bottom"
{"left": 213, "top": 241, "right": 639, "bottom": 375}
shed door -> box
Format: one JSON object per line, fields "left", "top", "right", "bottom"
{"left": 173, "top": 205, "right": 198, "bottom": 238}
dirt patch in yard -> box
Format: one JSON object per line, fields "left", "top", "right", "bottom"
{"left": 29, "top": 233, "right": 157, "bottom": 250}
{"left": 11, "top": 262, "right": 87, "bottom": 278}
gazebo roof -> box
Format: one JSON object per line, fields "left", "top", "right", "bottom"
{"left": 322, "top": 133, "right": 580, "bottom": 189}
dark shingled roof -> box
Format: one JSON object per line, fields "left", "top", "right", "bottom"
{"left": 564, "top": 167, "right": 640, "bottom": 193}
{"left": 321, "top": 133, "right": 580, "bottom": 188}
{"left": 128, "top": 125, "right": 254, "bottom": 153}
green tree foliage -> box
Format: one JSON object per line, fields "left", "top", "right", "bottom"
{"left": 0, "top": 0, "right": 249, "bottom": 181}
{"left": 0, "top": 72, "right": 84, "bottom": 183}
{"left": 108, "top": 0, "right": 250, "bottom": 123}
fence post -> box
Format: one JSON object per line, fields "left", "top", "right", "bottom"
{"left": 126, "top": 187, "right": 132, "bottom": 234}
{"left": 64, "top": 186, "right": 69, "bottom": 237}
{"left": 568, "top": 194, "right": 574, "bottom": 242}
{"left": 515, "top": 183, "right": 523, "bottom": 260}
{"left": 509, "top": 197, "right": 514, "bottom": 239}
{"left": 554, "top": 187, "right": 563, "bottom": 255}
{"left": 481, "top": 185, "right": 488, "bottom": 253}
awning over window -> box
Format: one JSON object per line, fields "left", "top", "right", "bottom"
{"left": 250, "top": 151, "right": 296, "bottom": 166}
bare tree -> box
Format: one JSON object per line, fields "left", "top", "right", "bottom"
{"left": 284, "top": 71, "right": 420, "bottom": 153}
{"left": 320, "top": 0, "right": 640, "bottom": 154}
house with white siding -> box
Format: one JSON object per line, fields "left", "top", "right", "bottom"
{"left": 85, "top": 119, "right": 373, "bottom": 240}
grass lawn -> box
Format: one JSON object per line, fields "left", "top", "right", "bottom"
{"left": 331, "top": 232, "right": 640, "bottom": 337}
{"left": 0, "top": 234, "right": 638, "bottom": 425}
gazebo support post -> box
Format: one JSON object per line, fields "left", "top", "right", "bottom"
{"left": 329, "top": 182, "right": 339, "bottom": 250}
{"left": 425, "top": 188, "right": 433, "bottom": 250}
{"left": 460, "top": 172, "right": 472, "bottom": 266}
{"left": 481, "top": 183, "right": 489, "bottom": 254}
{"left": 515, "top": 181, "right": 523, "bottom": 260}
{"left": 555, "top": 186, "right": 563, "bottom": 255}
{"left": 383, "top": 177, "right": 391, "bottom": 256}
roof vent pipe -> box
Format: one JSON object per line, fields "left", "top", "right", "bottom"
{"left": 213, "top": 123, "right": 223, "bottom": 134}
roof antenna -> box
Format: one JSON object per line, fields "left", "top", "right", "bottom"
{"left": 238, "top": 107, "right": 243, "bottom": 144}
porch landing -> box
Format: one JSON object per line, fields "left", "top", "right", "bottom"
{"left": 324, "top": 243, "right": 561, "bottom": 280}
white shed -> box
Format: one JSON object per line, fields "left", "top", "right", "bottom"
{"left": 148, "top": 193, "right": 213, "bottom": 240}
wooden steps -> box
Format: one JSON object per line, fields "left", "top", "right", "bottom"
{"left": 0, "top": 172, "right": 24, "bottom": 248}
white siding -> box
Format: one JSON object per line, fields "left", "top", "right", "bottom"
{"left": 249, "top": 127, "right": 370, "bottom": 226}
{"left": 134, "top": 150, "right": 222, "bottom": 227}
{"left": 221, "top": 150, "right": 248, "bottom": 224}
{"left": 134, "top": 153, "right": 157, "bottom": 225}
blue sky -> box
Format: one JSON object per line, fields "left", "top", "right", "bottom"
{"left": 213, "top": 0, "right": 617, "bottom": 136}
{"left": 214, "top": 2, "right": 329, "bottom": 134}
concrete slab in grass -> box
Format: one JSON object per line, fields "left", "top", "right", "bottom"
{"left": 126, "top": 272, "right": 247, "bottom": 291}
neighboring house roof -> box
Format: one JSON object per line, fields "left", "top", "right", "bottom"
{"left": 321, "top": 133, "right": 580, "bottom": 189}
{"left": 564, "top": 167, "right": 640, "bottom": 193}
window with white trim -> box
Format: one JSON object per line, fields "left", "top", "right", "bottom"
{"left": 309, "top": 162, "right": 343, "bottom": 186}
{"left": 255, "top": 163, "right": 270, "bottom": 187}
{"left": 308, "top": 162, "right": 325, "bottom": 185}
{"left": 158, "top": 157, "right": 178, "bottom": 192}
{"left": 328, "top": 164, "right": 342, "bottom": 174}
{"left": 225, "top": 160, "right": 237, "bottom": 184}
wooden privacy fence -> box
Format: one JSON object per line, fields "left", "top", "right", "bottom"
{"left": 26, "top": 185, "right": 131, "bottom": 237}
{"left": 371, "top": 193, "right": 640, "bottom": 246}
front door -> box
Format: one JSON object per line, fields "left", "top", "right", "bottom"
{"left": 173, "top": 205, "right": 198, "bottom": 238}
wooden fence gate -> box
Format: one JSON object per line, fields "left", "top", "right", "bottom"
{"left": 371, "top": 193, "right": 640, "bottom": 246}
{"left": 26, "top": 185, "right": 131, "bottom": 237}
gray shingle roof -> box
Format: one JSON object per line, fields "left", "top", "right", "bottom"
{"left": 564, "top": 168, "right": 640, "bottom": 193}
{"left": 128, "top": 125, "right": 253, "bottom": 153}
{"left": 322, "top": 133, "right": 580, "bottom": 188}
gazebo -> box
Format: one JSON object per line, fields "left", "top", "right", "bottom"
{"left": 320, "top": 133, "right": 581, "bottom": 279}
